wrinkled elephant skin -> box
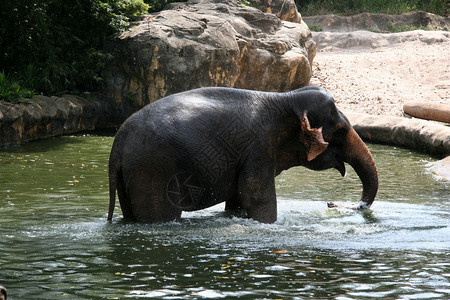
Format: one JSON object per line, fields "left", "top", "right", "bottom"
{"left": 108, "top": 86, "right": 378, "bottom": 223}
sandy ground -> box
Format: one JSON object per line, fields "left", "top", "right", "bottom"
{"left": 309, "top": 31, "right": 450, "bottom": 116}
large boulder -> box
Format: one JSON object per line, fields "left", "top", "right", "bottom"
{"left": 104, "top": 0, "right": 316, "bottom": 108}
{"left": 247, "top": 0, "right": 301, "bottom": 23}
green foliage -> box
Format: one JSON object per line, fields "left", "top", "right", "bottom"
{"left": 144, "top": 0, "right": 187, "bottom": 12}
{"left": 241, "top": 0, "right": 251, "bottom": 7}
{"left": 115, "top": 0, "right": 151, "bottom": 19}
{"left": 0, "top": 71, "right": 36, "bottom": 102}
{"left": 308, "top": 24, "right": 322, "bottom": 32}
{"left": 385, "top": 23, "right": 426, "bottom": 32}
{"left": 0, "top": 0, "right": 149, "bottom": 101}
{"left": 296, "top": 0, "right": 449, "bottom": 16}
{"left": 418, "top": 0, "right": 450, "bottom": 16}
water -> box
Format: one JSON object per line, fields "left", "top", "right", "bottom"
{"left": 0, "top": 134, "right": 449, "bottom": 299}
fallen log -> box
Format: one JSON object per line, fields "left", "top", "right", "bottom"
{"left": 403, "top": 101, "right": 450, "bottom": 124}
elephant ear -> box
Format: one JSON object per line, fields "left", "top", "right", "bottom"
{"left": 300, "top": 111, "right": 329, "bottom": 161}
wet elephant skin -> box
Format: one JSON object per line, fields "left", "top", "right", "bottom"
{"left": 108, "top": 86, "right": 378, "bottom": 223}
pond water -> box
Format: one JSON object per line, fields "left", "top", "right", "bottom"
{"left": 0, "top": 134, "right": 449, "bottom": 299}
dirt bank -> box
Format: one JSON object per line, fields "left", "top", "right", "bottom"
{"left": 309, "top": 30, "right": 450, "bottom": 117}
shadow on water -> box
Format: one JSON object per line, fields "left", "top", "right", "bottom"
{"left": 0, "top": 135, "right": 449, "bottom": 299}
{"left": 1, "top": 130, "right": 116, "bottom": 154}
{"left": 2, "top": 135, "right": 86, "bottom": 154}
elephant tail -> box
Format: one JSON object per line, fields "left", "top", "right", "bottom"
{"left": 107, "top": 163, "right": 119, "bottom": 221}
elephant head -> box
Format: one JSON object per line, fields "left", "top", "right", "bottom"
{"left": 294, "top": 94, "right": 378, "bottom": 209}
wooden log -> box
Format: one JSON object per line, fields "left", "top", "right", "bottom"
{"left": 403, "top": 101, "right": 450, "bottom": 124}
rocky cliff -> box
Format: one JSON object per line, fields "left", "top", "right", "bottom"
{"left": 104, "top": 0, "right": 316, "bottom": 108}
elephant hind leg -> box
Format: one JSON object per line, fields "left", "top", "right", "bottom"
{"left": 117, "top": 170, "right": 133, "bottom": 220}
{"left": 128, "top": 178, "right": 182, "bottom": 223}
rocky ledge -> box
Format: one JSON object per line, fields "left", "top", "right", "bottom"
{"left": 345, "top": 112, "right": 450, "bottom": 158}
{"left": 346, "top": 112, "right": 450, "bottom": 181}
{"left": 303, "top": 11, "right": 450, "bottom": 32}
{"left": 0, "top": 95, "right": 118, "bottom": 147}
{"left": 312, "top": 29, "right": 450, "bottom": 51}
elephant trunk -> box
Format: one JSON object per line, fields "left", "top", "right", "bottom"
{"left": 344, "top": 128, "right": 378, "bottom": 209}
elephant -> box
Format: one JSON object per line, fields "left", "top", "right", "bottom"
{"left": 108, "top": 86, "right": 378, "bottom": 223}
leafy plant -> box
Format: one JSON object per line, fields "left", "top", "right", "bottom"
{"left": 19, "top": 64, "right": 44, "bottom": 93}
{"left": 0, "top": 0, "right": 149, "bottom": 98}
{"left": 308, "top": 24, "right": 322, "bottom": 32}
{"left": 241, "top": 0, "right": 251, "bottom": 7}
{"left": 385, "top": 23, "right": 425, "bottom": 32}
{"left": 144, "top": 0, "right": 186, "bottom": 12}
{"left": 0, "top": 71, "right": 36, "bottom": 102}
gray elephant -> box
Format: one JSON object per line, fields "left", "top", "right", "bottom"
{"left": 108, "top": 86, "right": 378, "bottom": 223}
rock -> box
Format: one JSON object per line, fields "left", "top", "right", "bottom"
{"left": 303, "top": 11, "right": 450, "bottom": 32}
{"left": 247, "top": 0, "right": 301, "bottom": 23}
{"left": 103, "top": 0, "right": 316, "bottom": 108}
{"left": 430, "top": 156, "right": 450, "bottom": 181}
{"left": 404, "top": 101, "right": 450, "bottom": 124}
{"left": 0, "top": 95, "right": 117, "bottom": 146}
{"left": 312, "top": 30, "right": 450, "bottom": 51}
{"left": 344, "top": 112, "right": 450, "bottom": 157}
{"left": 305, "top": 11, "right": 450, "bottom": 51}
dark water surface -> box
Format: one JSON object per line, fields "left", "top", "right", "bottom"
{"left": 0, "top": 134, "right": 449, "bottom": 299}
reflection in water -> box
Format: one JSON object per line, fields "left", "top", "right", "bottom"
{"left": 0, "top": 135, "right": 449, "bottom": 299}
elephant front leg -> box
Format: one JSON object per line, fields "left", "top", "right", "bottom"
{"left": 224, "top": 195, "right": 248, "bottom": 218}
{"left": 238, "top": 165, "right": 277, "bottom": 224}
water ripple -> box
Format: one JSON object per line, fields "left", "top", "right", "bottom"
{"left": 1, "top": 138, "right": 449, "bottom": 299}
